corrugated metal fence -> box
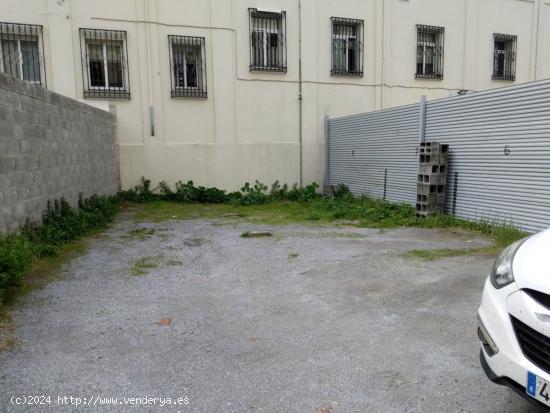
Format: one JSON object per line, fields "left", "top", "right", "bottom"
{"left": 327, "top": 79, "right": 550, "bottom": 232}
{"left": 328, "top": 104, "right": 420, "bottom": 204}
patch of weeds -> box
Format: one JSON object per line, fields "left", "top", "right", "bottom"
{"left": 0, "top": 237, "right": 90, "bottom": 351}
{"left": 288, "top": 252, "right": 299, "bottom": 259}
{"left": 307, "top": 211, "right": 321, "bottom": 221}
{"left": 167, "top": 260, "right": 183, "bottom": 266}
{"left": 131, "top": 180, "right": 527, "bottom": 250}
{"left": 416, "top": 214, "right": 527, "bottom": 251}
{"left": 0, "top": 311, "right": 15, "bottom": 352}
{"left": 123, "top": 228, "right": 156, "bottom": 240}
{"left": 404, "top": 248, "right": 491, "bottom": 261}
{"left": 318, "top": 231, "right": 366, "bottom": 239}
{"left": 131, "top": 256, "right": 163, "bottom": 276}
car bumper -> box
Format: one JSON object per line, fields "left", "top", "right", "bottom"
{"left": 480, "top": 348, "right": 549, "bottom": 409}
{"left": 478, "top": 278, "right": 550, "bottom": 410}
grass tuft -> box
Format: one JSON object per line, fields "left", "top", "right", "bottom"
{"left": 405, "top": 248, "right": 486, "bottom": 261}
{"left": 124, "top": 228, "right": 156, "bottom": 240}
{"left": 130, "top": 256, "right": 162, "bottom": 276}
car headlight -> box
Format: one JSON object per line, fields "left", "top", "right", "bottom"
{"left": 490, "top": 238, "right": 528, "bottom": 289}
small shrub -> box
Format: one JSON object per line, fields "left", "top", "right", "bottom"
{"left": 234, "top": 181, "right": 268, "bottom": 206}
{"left": 270, "top": 181, "right": 289, "bottom": 201}
{"left": 158, "top": 181, "right": 175, "bottom": 200}
{"left": 0, "top": 233, "right": 34, "bottom": 291}
{"left": 118, "top": 177, "right": 157, "bottom": 203}
{"left": 1, "top": 193, "right": 119, "bottom": 294}
{"left": 170, "top": 180, "right": 228, "bottom": 203}
{"left": 333, "top": 183, "right": 353, "bottom": 200}
{"left": 307, "top": 211, "right": 321, "bottom": 221}
{"left": 286, "top": 182, "right": 320, "bottom": 203}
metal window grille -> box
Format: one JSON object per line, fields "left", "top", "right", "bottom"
{"left": 492, "top": 33, "right": 517, "bottom": 81}
{"left": 79, "top": 28, "right": 130, "bottom": 99}
{"left": 331, "top": 18, "right": 364, "bottom": 77}
{"left": 416, "top": 25, "right": 444, "bottom": 79}
{"left": 168, "top": 35, "right": 207, "bottom": 98}
{"left": 249, "top": 8, "right": 287, "bottom": 73}
{"left": 0, "top": 22, "right": 45, "bottom": 87}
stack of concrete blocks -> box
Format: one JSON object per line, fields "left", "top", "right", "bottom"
{"left": 416, "top": 142, "right": 449, "bottom": 217}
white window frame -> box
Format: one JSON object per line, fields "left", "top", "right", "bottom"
{"left": 0, "top": 36, "right": 42, "bottom": 84}
{"left": 170, "top": 42, "right": 201, "bottom": 91}
{"left": 494, "top": 42, "right": 506, "bottom": 76}
{"left": 417, "top": 36, "right": 436, "bottom": 76}
{"left": 332, "top": 25, "right": 357, "bottom": 73}
{"left": 251, "top": 24, "right": 280, "bottom": 69}
{"left": 85, "top": 40, "right": 126, "bottom": 91}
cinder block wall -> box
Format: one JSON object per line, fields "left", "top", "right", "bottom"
{"left": 0, "top": 73, "right": 119, "bottom": 232}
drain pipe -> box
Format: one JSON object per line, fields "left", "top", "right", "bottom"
{"left": 298, "top": 0, "right": 303, "bottom": 187}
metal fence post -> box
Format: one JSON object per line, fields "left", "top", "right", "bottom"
{"left": 418, "top": 95, "right": 426, "bottom": 145}
{"left": 324, "top": 115, "right": 331, "bottom": 194}
{"left": 383, "top": 168, "right": 388, "bottom": 200}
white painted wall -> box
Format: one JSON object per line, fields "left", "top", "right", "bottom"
{"left": 1, "top": 0, "right": 549, "bottom": 190}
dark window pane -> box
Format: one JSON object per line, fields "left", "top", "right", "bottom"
{"left": 88, "top": 43, "right": 105, "bottom": 87}
{"left": 348, "top": 38, "right": 356, "bottom": 71}
{"left": 268, "top": 33, "right": 278, "bottom": 66}
{"left": 1, "top": 39, "right": 20, "bottom": 79}
{"left": 106, "top": 45, "right": 123, "bottom": 87}
{"left": 185, "top": 49, "right": 197, "bottom": 87}
{"left": 20, "top": 40, "right": 40, "bottom": 82}
{"left": 89, "top": 61, "right": 105, "bottom": 87}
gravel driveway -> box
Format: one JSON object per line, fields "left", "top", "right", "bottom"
{"left": 0, "top": 211, "right": 543, "bottom": 412}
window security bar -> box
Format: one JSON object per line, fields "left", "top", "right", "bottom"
{"left": 331, "top": 17, "right": 364, "bottom": 77}
{"left": 416, "top": 24, "right": 444, "bottom": 79}
{"left": 249, "top": 8, "right": 287, "bottom": 73}
{"left": 79, "top": 28, "right": 130, "bottom": 99}
{"left": 168, "top": 35, "right": 207, "bottom": 98}
{"left": 0, "top": 22, "right": 45, "bottom": 87}
{"left": 493, "top": 33, "right": 517, "bottom": 81}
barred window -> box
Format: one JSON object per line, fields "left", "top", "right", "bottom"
{"left": 79, "top": 28, "right": 130, "bottom": 99}
{"left": 416, "top": 25, "right": 444, "bottom": 79}
{"left": 331, "top": 18, "right": 364, "bottom": 77}
{"left": 493, "top": 34, "right": 517, "bottom": 81}
{"left": 169, "top": 36, "right": 207, "bottom": 98}
{"left": 249, "top": 9, "right": 287, "bottom": 72}
{"left": 0, "top": 22, "right": 45, "bottom": 87}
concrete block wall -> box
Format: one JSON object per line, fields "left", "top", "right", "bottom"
{"left": 0, "top": 73, "right": 119, "bottom": 232}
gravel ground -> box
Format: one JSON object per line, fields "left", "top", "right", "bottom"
{"left": 0, "top": 211, "right": 544, "bottom": 413}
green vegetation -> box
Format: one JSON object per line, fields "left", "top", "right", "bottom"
{"left": 130, "top": 256, "right": 162, "bottom": 276}
{"left": 0, "top": 195, "right": 118, "bottom": 306}
{"left": 405, "top": 248, "right": 482, "bottom": 261}
{"left": 123, "top": 227, "right": 156, "bottom": 240}
{"left": 0, "top": 177, "right": 528, "bottom": 315}
{"left": 129, "top": 177, "right": 526, "bottom": 253}
{"left": 120, "top": 177, "right": 321, "bottom": 206}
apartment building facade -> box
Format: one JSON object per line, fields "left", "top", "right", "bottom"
{"left": 1, "top": 0, "right": 550, "bottom": 190}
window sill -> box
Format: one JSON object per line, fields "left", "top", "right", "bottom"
{"left": 415, "top": 74, "right": 443, "bottom": 80}
{"left": 84, "top": 90, "right": 131, "bottom": 100}
{"left": 250, "top": 66, "right": 287, "bottom": 73}
{"left": 171, "top": 90, "right": 208, "bottom": 99}
{"left": 492, "top": 75, "right": 515, "bottom": 81}
{"left": 330, "top": 71, "right": 364, "bottom": 77}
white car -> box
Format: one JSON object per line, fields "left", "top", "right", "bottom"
{"left": 478, "top": 229, "right": 550, "bottom": 409}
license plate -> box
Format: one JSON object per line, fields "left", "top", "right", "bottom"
{"left": 527, "top": 371, "right": 550, "bottom": 406}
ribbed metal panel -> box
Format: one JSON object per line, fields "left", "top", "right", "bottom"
{"left": 328, "top": 104, "right": 420, "bottom": 204}
{"left": 425, "top": 80, "right": 550, "bottom": 232}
